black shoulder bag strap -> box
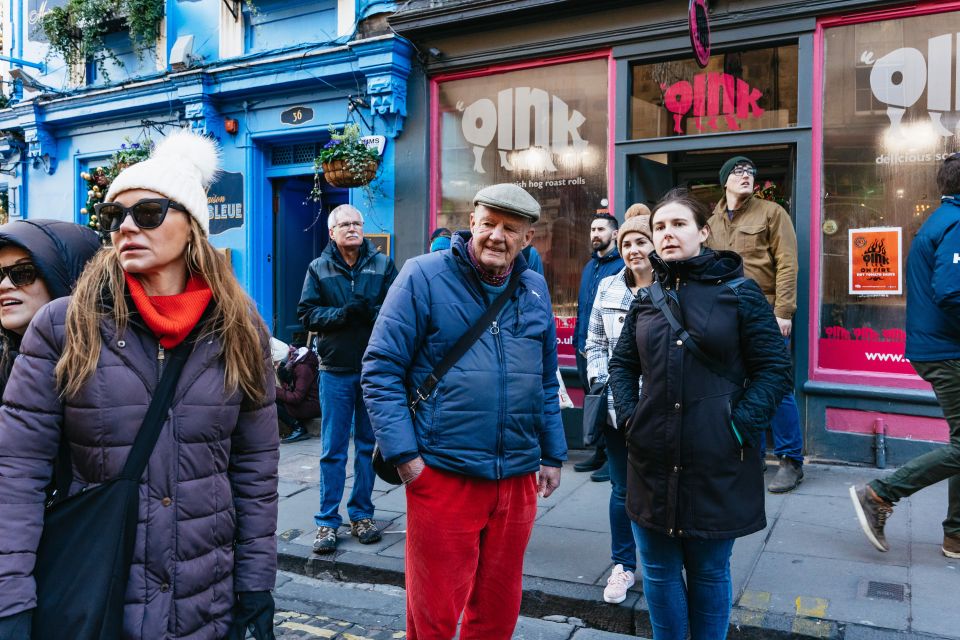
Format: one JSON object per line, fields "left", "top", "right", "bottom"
{"left": 409, "top": 270, "right": 523, "bottom": 413}
{"left": 50, "top": 341, "right": 192, "bottom": 503}
{"left": 648, "top": 279, "right": 749, "bottom": 389}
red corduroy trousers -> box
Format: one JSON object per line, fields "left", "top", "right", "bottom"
{"left": 404, "top": 465, "right": 538, "bottom": 639}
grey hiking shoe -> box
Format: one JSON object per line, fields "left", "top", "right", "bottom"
{"left": 943, "top": 533, "right": 960, "bottom": 559}
{"left": 849, "top": 484, "right": 893, "bottom": 552}
{"left": 312, "top": 526, "right": 338, "bottom": 554}
{"left": 767, "top": 457, "right": 803, "bottom": 493}
{"left": 350, "top": 518, "right": 382, "bottom": 544}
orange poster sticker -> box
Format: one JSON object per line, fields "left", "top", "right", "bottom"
{"left": 849, "top": 227, "right": 902, "bottom": 295}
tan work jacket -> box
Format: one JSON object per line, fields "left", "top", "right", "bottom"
{"left": 706, "top": 196, "right": 798, "bottom": 318}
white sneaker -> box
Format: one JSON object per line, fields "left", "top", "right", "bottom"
{"left": 602, "top": 563, "right": 635, "bottom": 604}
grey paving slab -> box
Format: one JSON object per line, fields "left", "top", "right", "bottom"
{"left": 510, "top": 616, "right": 576, "bottom": 639}
{"left": 730, "top": 525, "right": 768, "bottom": 597}
{"left": 277, "top": 486, "right": 320, "bottom": 536}
{"left": 790, "top": 464, "right": 877, "bottom": 498}
{"left": 572, "top": 627, "right": 646, "bottom": 640}
{"left": 524, "top": 525, "right": 612, "bottom": 585}
{"left": 743, "top": 551, "right": 911, "bottom": 630}
{"left": 290, "top": 512, "right": 403, "bottom": 553}
{"left": 907, "top": 542, "right": 960, "bottom": 639}
{"left": 538, "top": 479, "right": 611, "bottom": 533}
{"left": 277, "top": 479, "right": 310, "bottom": 498}
{"left": 764, "top": 516, "right": 911, "bottom": 567}
{"left": 371, "top": 484, "right": 409, "bottom": 513}
{"left": 906, "top": 481, "right": 950, "bottom": 545}
{"left": 776, "top": 491, "right": 912, "bottom": 547}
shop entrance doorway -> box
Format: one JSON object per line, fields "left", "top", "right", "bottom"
{"left": 628, "top": 145, "right": 796, "bottom": 223}
{"left": 272, "top": 176, "right": 347, "bottom": 345}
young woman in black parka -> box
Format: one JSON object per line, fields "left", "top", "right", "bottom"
{"left": 608, "top": 189, "right": 792, "bottom": 640}
{"left": 0, "top": 220, "right": 100, "bottom": 399}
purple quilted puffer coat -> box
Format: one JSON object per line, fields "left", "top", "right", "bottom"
{"left": 0, "top": 297, "right": 279, "bottom": 639}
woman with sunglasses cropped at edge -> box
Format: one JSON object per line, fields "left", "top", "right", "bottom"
{"left": 608, "top": 188, "right": 791, "bottom": 640}
{"left": 0, "top": 130, "right": 279, "bottom": 640}
{"left": 0, "top": 220, "right": 99, "bottom": 399}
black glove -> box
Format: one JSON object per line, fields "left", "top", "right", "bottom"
{"left": 0, "top": 610, "right": 32, "bottom": 640}
{"left": 342, "top": 298, "right": 366, "bottom": 320}
{"left": 226, "top": 591, "right": 275, "bottom": 640}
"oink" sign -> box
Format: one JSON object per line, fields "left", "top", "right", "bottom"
{"left": 459, "top": 87, "right": 588, "bottom": 174}
{"left": 660, "top": 72, "right": 765, "bottom": 135}
{"left": 865, "top": 33, "right": 960, "bottom": 138}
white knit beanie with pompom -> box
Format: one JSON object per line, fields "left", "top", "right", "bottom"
{"left": 105, "top": 129, "right": 221, "bottom": 235}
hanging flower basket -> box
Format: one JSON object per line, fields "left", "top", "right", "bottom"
{"left": 321, "top": 157, "right": 378, "bottom": 188}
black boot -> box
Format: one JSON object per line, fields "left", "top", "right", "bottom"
{"left": 574, "top": 446, "right": 607, "bottom": 472}
{"left": 590, "top": 462, "right": 610, "bottom": 482}
{"left": 282, "top": 424, "right": 310, "bottom": 443}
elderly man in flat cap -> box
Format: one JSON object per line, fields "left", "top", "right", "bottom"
{"left": 362, "top": 183, "right": 567, "bottom": 639}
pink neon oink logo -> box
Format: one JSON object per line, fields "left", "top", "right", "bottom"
{"left": 660, "top": 73, "right": 764, "bottom": 135}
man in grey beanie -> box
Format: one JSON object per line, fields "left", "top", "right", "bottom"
{"left": 362, "top": 183, "right": 567, "bottom": 639}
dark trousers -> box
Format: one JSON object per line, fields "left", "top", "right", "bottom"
{"left": 871, "top": 359, "right": 960, "bottom": 536}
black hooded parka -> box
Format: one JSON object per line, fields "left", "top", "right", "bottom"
{"left": 608, "top": 248, "right": 791, "bottom": 540}
{"left": 0, "top": 219, "right": 100, "bottom": 395}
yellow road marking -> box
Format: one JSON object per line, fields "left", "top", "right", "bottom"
{"left": 277, "top": 621, "right": 337, "bottom": 637}
{"left": 736, "top": 590, "right": 771, "bottom": 626}
{"left": 793, "top": 596, "right": 832, "bottom": 638}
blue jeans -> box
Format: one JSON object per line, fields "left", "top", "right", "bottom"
{"left": 632, "top": 524, "right": 735, "bottom": 640}
{"left": 315, "top": 371, "right": 376, "bottom": 529}
{"left": 605, "top": 418, "right": 636, "bottom": 572}
{"left": 761, "top": 337, "right": 804, "bottom": 464}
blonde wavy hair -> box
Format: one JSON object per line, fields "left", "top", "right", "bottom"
{"left": 55, "top": 219, "right": 269, "bottom": 402}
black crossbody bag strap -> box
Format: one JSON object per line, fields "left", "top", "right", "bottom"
{"left": 648, "top": 280, "right": 748, "bottom": 389}
{"left": 409, "top": 270, "right": 523, "bottom": 412}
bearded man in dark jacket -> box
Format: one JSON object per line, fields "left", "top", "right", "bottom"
{"left": 297, "top": 204, "right": 397, "bottom": 554}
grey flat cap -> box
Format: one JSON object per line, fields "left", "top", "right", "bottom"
{"left": 473, "top": 183, "right": 541, "bottom": 222}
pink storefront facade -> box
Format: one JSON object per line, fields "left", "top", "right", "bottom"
{"left": 390, "top": 0, "right": 958, "bottom": 462}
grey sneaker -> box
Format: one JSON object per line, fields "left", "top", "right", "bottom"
{"left": 767, "top": 457, "right": 803, "bottom": 493}
{"left": 312, "top": 526, "right": 337, "bottom": 554}
{"left": 350, "top": 518, "right": 382, "bottom": 544}
{"left": 849, "top": 484, "right": 893, "bottom": 552}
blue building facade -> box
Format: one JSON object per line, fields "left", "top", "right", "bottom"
{"left": 0, "top": 0, "right": 413, "bottom": 343}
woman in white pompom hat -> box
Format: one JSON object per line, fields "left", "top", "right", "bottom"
{"left": 0, "top": 129, "right": 279, "bottom": 640}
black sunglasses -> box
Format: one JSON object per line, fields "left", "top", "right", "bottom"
{"left": 0, "top": 262, "right": 39, "bottom": 288}
{"left": 94, "top": 198, "right": 188, "bottom": 233}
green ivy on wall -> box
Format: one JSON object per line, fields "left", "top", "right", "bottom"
{"left": 41, "top": 0, "right": 164, "bottom": 80}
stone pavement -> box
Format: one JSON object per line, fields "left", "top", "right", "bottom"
{"left": 275, "top": 439, "right": 959, "bottom": 639}
{"left": 273, "top": 570, "right": 639, "bottom": 639}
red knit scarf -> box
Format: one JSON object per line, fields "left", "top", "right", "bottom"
{"left": 125, "top": 273, "right": 213, "bottom": 349}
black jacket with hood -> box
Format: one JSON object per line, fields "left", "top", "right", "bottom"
{"left": 297, "top": 239, "right": 398, "bottom": 372}
{"left": 0, "top": 220, "right": 100, "bottom": 397}
{"left": 608, "top": 248, "right": 791, "bottom": 540}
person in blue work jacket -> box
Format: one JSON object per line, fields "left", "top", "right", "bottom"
{"left": 852, "top": 154, "right": 960, "bottom": 560}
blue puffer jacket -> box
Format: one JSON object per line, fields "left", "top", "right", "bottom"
{"left": 361, "top": 232, "right": 567, "bottom": 479}
{"left": 905, "top": 197, "right": 960, "bottom": 362}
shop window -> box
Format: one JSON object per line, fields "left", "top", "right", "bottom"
{"left": 433, "top": 54, "right": 610, "bottom": 361}
{"left": 629, "top": 45, "right": 798, "bottom": 139}
{"left": 817, "top": 11, "right": 960, "bottom": 381}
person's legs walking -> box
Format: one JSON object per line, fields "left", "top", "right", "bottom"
{"left": 684, "top": 537, "right": 736, "bottom": 640}
{"left": 404, "top": 467, "right": 491, "bottom": 640}
{"left": 459, "top": 473, "right": 538, "bottom": 640}
{"left": 603, "top": 419, "right": 636, "bottom": 603}
{"left": 632, "top": 523, "right": 688, "bottom": 640}
{"left": 347, "top": 374, "right": 380, "bottom": 543}
{"left": 853, "top": 360, "right": 960, "bottom": 553}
